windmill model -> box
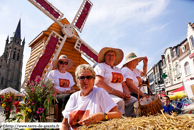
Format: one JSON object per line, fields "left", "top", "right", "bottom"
{"left": 22, "top": 0, "right": 98, "bottom": 88}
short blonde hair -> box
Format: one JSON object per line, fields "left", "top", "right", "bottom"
{"left": 75, "top": 64, "right": 96, "bottom": 82}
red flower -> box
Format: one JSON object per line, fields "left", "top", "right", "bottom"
{"left": 35, "top": 77, "right": 41, "bottom": 84}
{"left": 7, "top": 97, "right": 12, "bottom": 102}
{"left": 1, "top": 96, "right": 4, "bottom": 99}
{"left": 16, "top": 108, "right": 20, "bottom": 113}
{"left": 14, "top": 101, "right": 20, "bottom": 107}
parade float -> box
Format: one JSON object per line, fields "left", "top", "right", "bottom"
{"left": 1, "top": 0, "right": 194, "bottom": 129}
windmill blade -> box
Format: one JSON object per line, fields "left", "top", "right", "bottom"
{"left": 71, "top": 0, "right": 93, "bottom": 33}
{"left": 74, "top": 35, "right": 98, "bottom": 63}
{"left": 28, "top": 0, "right": 64, "bottom": 27}
{"left": 22, "top": 31, "right": 67, "bottom": 88}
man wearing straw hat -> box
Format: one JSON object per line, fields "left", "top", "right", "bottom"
{"left": 94, "top": 47, "right": 137, "bottom": 117}
{"left": 121, "top": 52, "right": 148, "bottom": 99}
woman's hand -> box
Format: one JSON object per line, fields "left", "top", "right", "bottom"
{"left": 113, "top": 89, "right": 125, "bottom": 99}
{"left": 62, "top": 90, "right": 71, "bottom": 94}
{"left": 143, "top": 56, "right": 148, "bottom": 65}
{"left": 78, "top": 113, "right": 103, "bottom": 126}
{"left": 124, "top": 93, "right": 131, "bottom": 100}
{"left": 70, "top": 87, "right": 76, "bottom": 93}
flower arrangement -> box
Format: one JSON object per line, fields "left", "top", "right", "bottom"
{"left": 1, "top": 92, "right": 15, "bottom": 120}
{"left": 21, "top": 76, "right": 56, "bottom": 122}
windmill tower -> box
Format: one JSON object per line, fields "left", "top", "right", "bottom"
{"left": 0, "top": 19, "right": 25, "bottom": 91}
{"left": 23, "top": 0, "right": 98, "bottom": 90}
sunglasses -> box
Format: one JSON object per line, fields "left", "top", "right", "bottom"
{"left": 59, "top": 61, "right": 68, "bottom": 65}
{"left": 77, "top": 75, "right": 94, "bottom": 80}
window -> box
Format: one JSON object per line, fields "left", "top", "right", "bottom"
{"left": 173, "top": 49, "right": 176, "bottom": 57}
{"left": 185, "top": 62, "right": 191, "bottom": 75}
{"left": 17, "top": 53, "right": 20, "bottom": 61}
{"left": 1, "top": 77, "right": 4, "bottom": 85}
{"left": 148, "top": 72, "right": 154, "bottom": 82}
{"left": 167, "top": 55, "right": 170, "bottom": 63}
{"left": 176, "top": 64, "right": 180, "bottom": 77}
{"left": 190, "top": 36, "right": 194, "bottom": 47}
{"left": 13, "top": 51, "right": 16, "bottom": 60}
{"left": 181, "top": 45, "right": 186, "bottom": 53}
{"left": 163, "top": 58, "right": 165, "bottom": 65}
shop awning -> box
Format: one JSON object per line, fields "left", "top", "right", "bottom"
{"left": 158, "top": 93, "right": 166, "bottom": 97}
{"left": 171, "top": 86, "right": 184, "bottom": 93}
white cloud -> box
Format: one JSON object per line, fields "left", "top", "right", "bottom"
{"left": 145, "top": 22, "right": 172, "bottom": 33}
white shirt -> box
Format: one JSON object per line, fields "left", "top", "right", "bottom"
{"left": 121, "top": 67, "right": 144, "bottom": 93}
{"left": 62, "top": 87, "right": 116, "bottom": 130}
{"left": 94, "top": 63, "right": 125, "bottom": 93}
{"left": 47, "top": 69, "right": 75, "bottom": 92}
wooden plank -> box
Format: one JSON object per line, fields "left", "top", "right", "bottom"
{"left": 60, "top": 50, "right": 80, "bottom": 55}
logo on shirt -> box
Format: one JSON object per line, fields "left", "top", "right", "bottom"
{"left": 69, "top": 110, "right": 90, "bottom": 130}
{"left": 111, "top": 72, "right": 123, "bottom": 83}
{"left": 59, "top": 78, "right": 70, "bottom": 88}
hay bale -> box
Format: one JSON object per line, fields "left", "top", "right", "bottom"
{"left": 78, "top": 114, "right": 194, "bottom": 130}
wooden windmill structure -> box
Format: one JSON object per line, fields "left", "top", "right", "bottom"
{"left": 23, "top": 0, "right": 98, "bottom": 90}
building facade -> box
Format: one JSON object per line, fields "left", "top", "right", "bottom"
{"left": 160, "top": 23, "right": 194, "bottom": 97}
{"left": 147, "top": 66, "right": 155, "bottom": 93}
{"left": 153, "top": 60, "right": 165, "bottom": 94}
{"left": 180, "top": 23, "right": 194, "bottom": 98}
{"left": 147, "top": 60, "right": 165, "bottom": 94}
{"left": 0, "top": 19, "right": 25, "bottom": 91}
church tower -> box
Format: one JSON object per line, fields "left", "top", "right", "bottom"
{"left": 0, "top": 19, "right": 25, "bottom": 91}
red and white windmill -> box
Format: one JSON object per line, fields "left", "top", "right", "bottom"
{"left": 22, "top": 0, "right": 98, "bottom": 88}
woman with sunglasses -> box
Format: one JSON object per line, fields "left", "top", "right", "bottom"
{"left": 61, "top": 64, "right": 121, "bottom": 130}
{"left": 47, "top": 55, "right": 75, "bottom": 112}
{"left": 94, "top": 47, "right": 137, "bottom": 117}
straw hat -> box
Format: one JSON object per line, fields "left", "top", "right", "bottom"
{"left": 122, "top": 52, "right": 143, "bottom": 67}
{"left": 52, "top": 55, "right": 74, "bottom": 70}
{"left": 98, "top": 47, "right": 123, "bottom": 66}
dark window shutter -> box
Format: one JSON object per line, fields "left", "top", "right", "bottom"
{"left": 191, "top": 36, "right": 194, "bottom": 47}
{"left": 176, "top": 46, "right": 180, "bottom": 57}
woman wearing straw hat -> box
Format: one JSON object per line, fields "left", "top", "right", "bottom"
{"left": 47, "top": 55, "right": 75, "bottom": 111}
{"left": 94, "top": 47, "right": 137, "bottom": 117}
{"left": 121, "top": 52, "right": 148, "bottom": 99}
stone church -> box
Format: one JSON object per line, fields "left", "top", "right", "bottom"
{"left": 0, "top": 19, "right": 25, "bottom": 91}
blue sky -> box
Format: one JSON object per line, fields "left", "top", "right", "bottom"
{"left": 0, "top": 0, "right": 194, "bottom": 83}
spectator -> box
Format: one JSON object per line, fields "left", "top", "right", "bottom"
{"left": 163, "top": 96, "right": 174, "bottom": 115}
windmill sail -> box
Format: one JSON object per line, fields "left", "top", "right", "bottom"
{"left": 28, "top": 0, "right": 64, "bottom": 27}
{"left": 72, "top": 0, "right": 93, "bottom": 33}
{"left": 30, "top": 35, "right": 58, "bottom": 82}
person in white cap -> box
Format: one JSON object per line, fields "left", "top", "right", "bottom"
{"left": 47, "top": 55, "right": 75, "bottom": 112}
{"left": 121, "top": 52, "right": 148, "bottom": 99}
{"left": 94, "top": 47, "right": 137, "bottom": 117}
